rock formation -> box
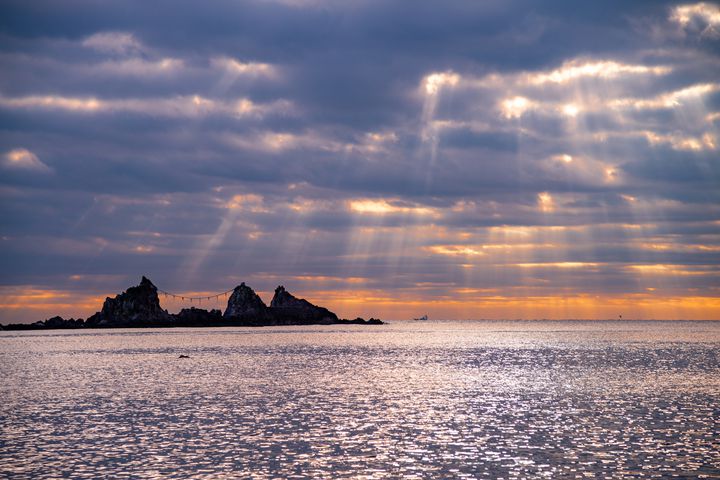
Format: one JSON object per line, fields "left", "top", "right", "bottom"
{"left": 174, "top": 307, "right": 223, "bottom": 327}
{"left": 2, "top": 276, "right": 383, "bottom": 329}
{"left": 223, "top": 283, "right": 271, "bottom": 323}
{"left": 85, "top": 276, "right": 172, "bottom": 327}
{"left": 1, "top": 316, "right": 85, "bottom": 330}
{"left": 270, "top": 285, "right": 338, "bottom": 324}
{"left": 336, "top": 317, "right": 384, "bottom": 325}
{"left": 44, "top": 316, "right": 85, "bottom": 328}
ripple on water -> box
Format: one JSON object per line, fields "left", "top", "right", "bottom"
{"left": 0, "top": 321, "right": 719, "bottom": 478}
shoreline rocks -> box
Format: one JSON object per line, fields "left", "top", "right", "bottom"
{"left": 2, "top": 276, "right": 383, "bottom": 330}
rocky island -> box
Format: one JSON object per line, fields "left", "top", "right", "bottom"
{"left": 2, "top": 276, "right": 383, "bottom": 330}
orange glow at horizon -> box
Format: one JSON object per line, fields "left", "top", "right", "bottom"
{"left": 4, "top": 285, "right": 719, "bottom": 323}
{"left": 309, "top": 290, "right": 720, "bottom": 321}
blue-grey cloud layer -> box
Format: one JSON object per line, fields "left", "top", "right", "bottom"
{"left": 1, "top": 0, "right": 719, "bottom": 320}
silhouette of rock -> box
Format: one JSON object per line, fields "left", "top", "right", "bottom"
{"left": 178, "top": 354, "right": 190, "bottom": 359}
{"left": 44, "top": 316, "right": 85, "bottom": 329}
{"left": 270, "top": 285, "right": 339, "bottom": 324}
{"left": 223, "top": 282, "right": 271, "bottom": 323}
{"left": 3, "top": 316, "right": 85, "bottom": 330}
{"left": 1, "top": 321, "right": 42, "bottom": 330}
{"left": 337, "top": 317, "right": 368, "bottom": 324}
{"left": 175, "top": 307, "right": 222, "bottom": 326}
{"left": 86, "top": 276, "right": 171, "bottom": 327}
{"left": 44, "top": 316, "right": 66, "bottom": 328}
{"left": 2, "top": 277, "right": 383, "bottom": 329}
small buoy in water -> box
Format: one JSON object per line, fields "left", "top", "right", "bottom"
{"left": 178, "top": 354, "right": 190, "bottom": 359}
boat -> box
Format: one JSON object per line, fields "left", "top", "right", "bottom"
{"left": 413, "top": 315, "right": 429, "bottom": 321}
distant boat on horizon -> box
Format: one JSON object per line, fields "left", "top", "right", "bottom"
{"left": 414, "top": 315, "right": 429, "bottom": 321}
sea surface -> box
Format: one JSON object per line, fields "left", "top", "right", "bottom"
{"left": 1, "top": 320, "right": 718, "bottom": 479}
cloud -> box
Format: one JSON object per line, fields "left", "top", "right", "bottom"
{"left": 348, "top": 198, "right": 438, "bottom": 216}
{"left": 523, "top": 60, "right": 671, "bottom": 85}
{"left": 423, "top": 71, "right": 460, "bottom": 95}
{"left": 670, "top": 2, "right": 720, "bottom": 38}
{"left": 0, "top": 0, "right": 719, "bottom": 320}
{"left": 500, "top": 96, "right": 536, "bottom": 119}
{"left": 3, "top": 148, "right": 52, "bottom": 172}
{"left": 610, "top": 82, "right": 720, "bottom": 110}
{"left": 211, "top": 56, "right": 277, "bottom": 77}
{"left": 0, "top": 93, "right": 293, "bottom": 118}
{"left": 91, "top": 57, "right": 185, "bottom": 77}
{"left": 81, "top": 31, "right": 144, "bottom": 55}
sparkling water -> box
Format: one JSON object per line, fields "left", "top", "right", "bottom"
{"left": 1, "top": 321, "right": 718, "bottom": 478}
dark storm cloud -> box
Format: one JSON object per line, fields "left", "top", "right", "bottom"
{"left": 1, "top": 0, "right": 719, "bottom": 321}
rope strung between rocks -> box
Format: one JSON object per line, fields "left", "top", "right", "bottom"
{"left": 156, "top": 287, "right": 235, "bottom": 304}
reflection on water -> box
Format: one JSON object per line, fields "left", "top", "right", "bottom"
{"left": 1, "top": 321, "right": 719, "bottom": 478}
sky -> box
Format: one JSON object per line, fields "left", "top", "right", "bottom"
{"left": 1, "top": 0, "right": 719, "bottom": 322}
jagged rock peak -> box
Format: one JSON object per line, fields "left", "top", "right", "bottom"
{"left": 223, "top": 282, "right": 268, "bottom": 318}
{"left": 127, "top": 275, "right": 160, "bottom": 299}
{"left": 271, "top": 285, "right": 304, "bottom": 308}
{"left": 271, "top": 285, "right": 329, "bottom": 309}
{"left": 86, "top": 276, "right": 170, "bottom": 326}
{"left": 270, "top": 285, "right": 338, "bottom": 323}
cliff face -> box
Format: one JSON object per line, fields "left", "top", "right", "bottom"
{"left": 269, "top": 285, "right": 339, "bottom": 324}
{"left": 85, "top": 276, "right": 171, "bottom": 327}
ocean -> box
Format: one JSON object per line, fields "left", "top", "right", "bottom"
{"left": 1, "top": 320, "right": 718, "bottom": 479}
